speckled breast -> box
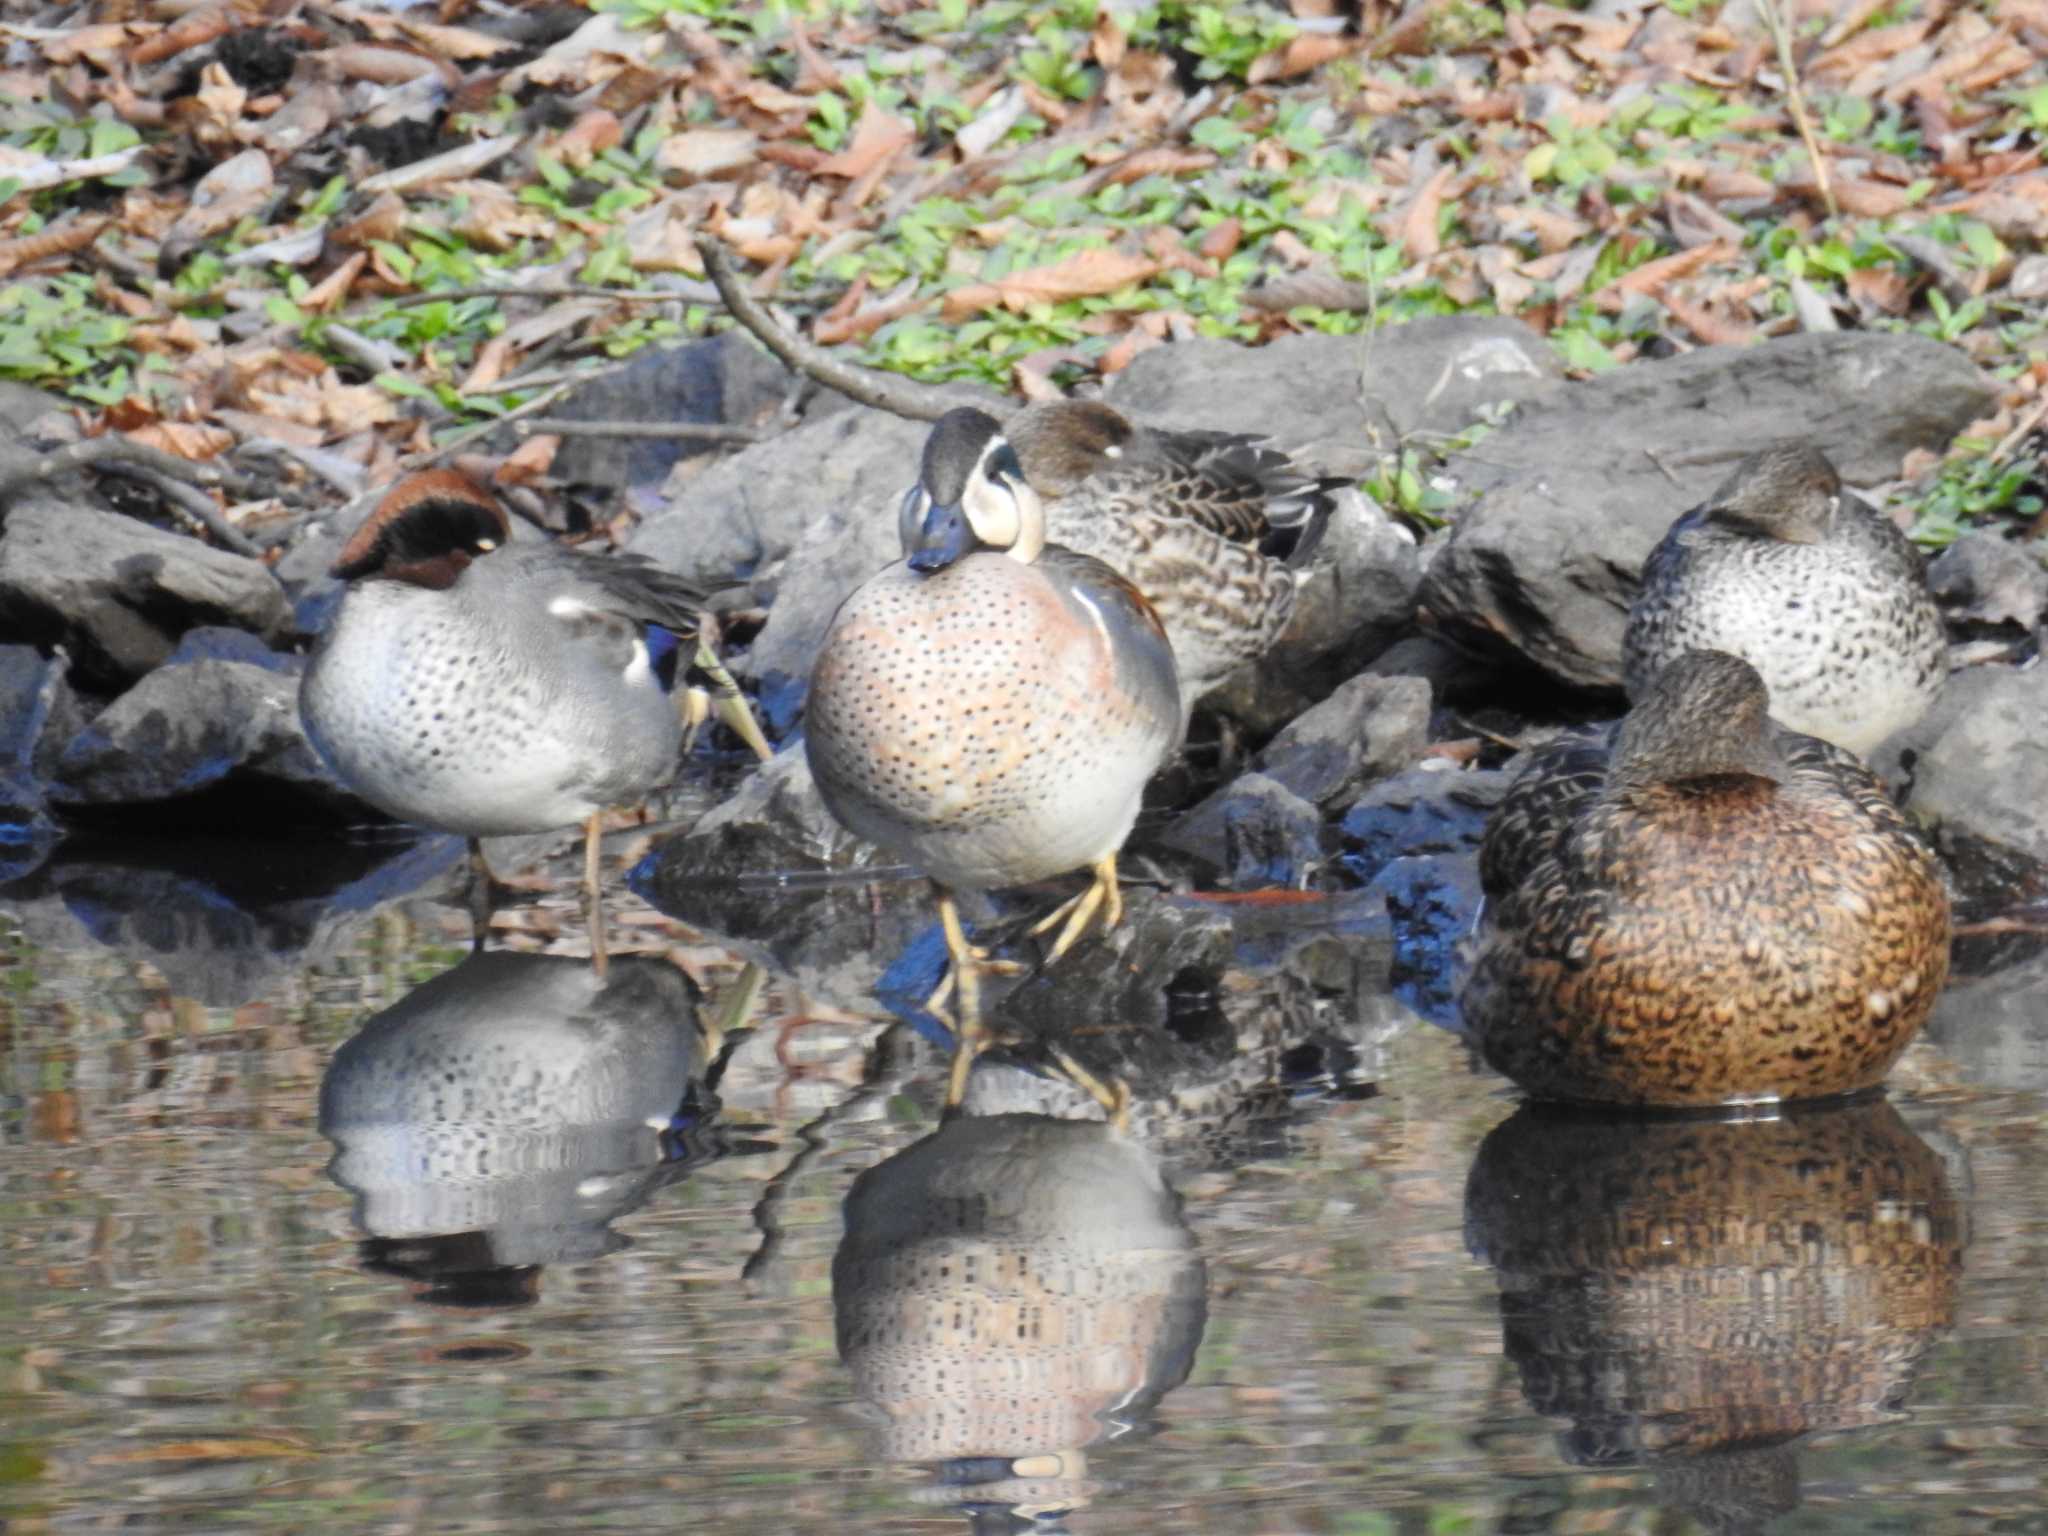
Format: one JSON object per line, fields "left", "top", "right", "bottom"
{"left": 806, "top": 555, "right": 1177, "bottom": 890}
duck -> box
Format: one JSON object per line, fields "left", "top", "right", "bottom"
{"left": 901, "top": 399, "right": 1345, "bottom": 719}
{"left": 1462, "top": 649, "right": 1950, "bottom": 1108}
{"left": 1623, "top": 443, "right": 1947, "bottom": 757}
{"left": 809, "top": 407, "right": 1182, "bottom": 1104}
{"left": 301, "top": 468, "right": 771, "bottom": 975}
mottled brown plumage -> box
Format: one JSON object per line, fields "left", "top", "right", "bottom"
{"left": 1464, "top": 650, "right": 1951, "bottom": 1107}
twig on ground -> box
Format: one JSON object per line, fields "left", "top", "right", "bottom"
{"left": 322, "top": 321, "right": 407, "bottom": 376}
{"left": 1990, "top": 394, "right": 2048, "bottom": 466}
{"left": 98, "top": 464, "right": 266, "bottom": 558}
{"left": 1757, "top": 0, "right": 1838, "bottom": 221}
{"left": 374, "top": 281, "right": 725, "bottom": 310}
{"left": 514, "top": 418, "right": 768, "bottom": 444}
{"left": 413, "top": 373, "right": 594, "bottom": 466}
{"left": 0, "top": 434, "right": 259, "bottom": 506}
{"left": 695, "top": 235, "right": 956, "bottom": 424}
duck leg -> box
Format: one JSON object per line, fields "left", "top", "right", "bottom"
{"left": 1027, "top": 852, "right": 1125, "bottom": 965}
{"left": 582, "top": 811, "right": 609, "bottom": 982}
{"left": 1047, "top": 1046, "right": 1132, "bottom": 1134}
{"left": 465, "top": 838, "right": 496, "bottom": 953}
{"left": 938, "top": 887, "right": 988, "bottom": 1110}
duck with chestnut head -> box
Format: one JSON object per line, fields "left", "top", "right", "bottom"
{"left": 302, "top": 468, "right": 770, "bottom": 973}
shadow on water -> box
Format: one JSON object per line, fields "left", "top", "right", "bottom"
{"left": 1465, "top": 1098, "right": 1962, "bottom": 1535}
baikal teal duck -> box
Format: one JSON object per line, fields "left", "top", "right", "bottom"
{"left": 1462, "top": 649, "right": 1951, "bottom": 1108}
{"left": 807, "top": 407, "right": 1183, "bottom": 1106}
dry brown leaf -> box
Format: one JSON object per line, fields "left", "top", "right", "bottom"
{"left": 128, "top": 422, "right": 233, "bottom": 460}
{"left": 1200, "top": 218, "right": 1242, "bottom": 262}
{"left": 193, "top": 61, "right": 247, "bottom": 137}
{"left": 0, "top": 216, "right": 107, "bottom": 277}
{"left": 1101, "top": 146, "right": 1217, "bottom": 187}
{"left": 659, "top": 127, "right": 758, "bottom": 181}
{"left": 45, "top": 22, "right": 146, "bottom": 67}
{"left": 301, "top": 251, "right": 366, "bottom": 312}
{"left": 322, "top": 383, "right": 400, "bottom": 435}
{"left": 1091, "top": 10, "right": 1126, "bottom": 68}
{"left": 166, "top": 148, "right": 274, "bottom": 245}
{"left": 458, "top": 336, "right": 513, "bottom": 396}
{"left": 943, "top": 247, "right": 1161, "bottom": 321}
{"left": 399, "top": 18, "right": 516, "bottom": 61}
{"left": 1616, "top": 239, "right": 1737, "bottom": 297}
{"left": 1845, "top": 265, "right": 1911, "bottom": 315}
{"left": 1658, "top": 291, "right": 1755, "bottom": 346}
{"left": 495, "top": 434, "right": 559, "bottom": 485}
{"left": 324, "top": 42, "right": 449, "bottom": 86}
{"left": 446, "top": 180, "right": 554, "bottom": 251}
{"left": 332, "top": 193, "right": 407, "bottom": 249}
{"left": 555, "top": 109, "right": 622, "bottom": 167}
{"left": 815, "top": 99, "right": 913, "bottom": 181}
{"left": 1248, "top": 32, "right": 1356, "bottom": 82}
{"left": 1499, "top": 204, "right": 1589, "bottom": 255}
{"left": 1393, "top": 163, "right": 1456, "bottom": 262}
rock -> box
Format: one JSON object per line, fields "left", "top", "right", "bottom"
{"left": 1927, "top": 533, "right": 2048, "bottom": 633}
{"left": 1338, "top": 763, "right": 1509, "bottom": 1027}
{"left": 1211, "top": 773, "right": 1325, "bottom": 889}
{"left": 0, "top": 505, "right": 292, "bottom": 690}
{"left": 1113, "top": 328, "right": 1550, "bottom": 730}
{"left": 552, "top": 332, "right": 793, "bottom": 503}
{"left": 630, "top": 405, "right": 941, "bottom": 733}
{"left": 1926, "top": 946, "right": 2048, "bottom": 1092}
{"left": 50, "top": 658, "right": 358, "bottom": 813}
{"left": 1104, "top": 319, "right": 1567, "bottom": 479}
{"left": 0, "top": 644, "right": 71, "bottom": 875}
{"left": 1876, "top": 662, "right": 2048, "bottom": 862}
{"left": 1419, "top": 332, "right": 1996, "bottom": 689}
{"left": 1162, "top": 674, "right": 1431, "bottom": 877}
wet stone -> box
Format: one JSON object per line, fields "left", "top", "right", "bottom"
{"left": 1927, "top": 534, "right": 2048, "bottom": 635}
{"left": 1876, "top": 662, "right": 2048, "bottom": 864}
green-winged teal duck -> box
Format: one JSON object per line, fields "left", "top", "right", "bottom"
{"left": 1463, "top": 649, "right": 1950, "bottom": 1107}
{"left": 1623, "top": 444, "right": 1946, "bottom": 757}
{"left": 809, "top": 407, "right": 1182, "bottom": 1103}
{"left": 301, "top": 469, "right": 770, "bottom": 974}
{"left": 900, "top": 399, "right": 1344, "bottom": 719}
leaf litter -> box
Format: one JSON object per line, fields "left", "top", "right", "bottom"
{"left": 0, "top": 0, "right": 2041, "bottom": 548}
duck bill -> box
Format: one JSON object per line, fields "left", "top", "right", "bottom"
{"left": 907, "top": 501, "right": 976, "bottom": 573}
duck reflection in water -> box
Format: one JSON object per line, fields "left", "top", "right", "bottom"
{"left": 319, "top": 951, "right": 739, "bottom": 1309}
{"left": 834, "top": 1107, "right": 1208, "bottom": 1533}
{"left": 1465, "top": 1099, "right": 1962, "bottom": 1533}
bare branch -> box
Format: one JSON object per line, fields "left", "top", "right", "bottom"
{"left": 0, "top": 434, "right": 260, "bottom": 507}
{"left": 1757, "top": 0, "right": 1837, "bottom": 222}
{"left": 97, "top": 464, "right": 266, "bottom": 558}
{"left": 515, "top": 418, "right": 769, "bottom": 444}
{"left": 695, "top": 235, "right": 956, "bottom": 424}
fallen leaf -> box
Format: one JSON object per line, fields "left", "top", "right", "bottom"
{"left": 657, "top": 128, "right": 758, "bottom": 182}
{"left": 815, "top": 99, "right": 913, "bottom": 181}
{"left": 1199, "top": 218, "right": 1241, "bottom": 261}
{"left": 95, "top": 1438, "right": 314, "bottom": 1464}
{"left": 1615, "top": 239, "right": 1736, "bottom": 297}
{"left": 495, "top": 433, "right": 559, "bottom": 485}
{"left": 941, "top": 247, "right": 1160, "bottom": 320}
{"left": 128, "top": 421, "right": 234, "bottom": 460}
{"left": 165, "top": 148, "right": 274, "bottom": 245}
{"left": 1248, "top": 32, "right": 1355, "bottom": 83}
{"left": 1394, "top": 163, "right": 1456, "bottom": 262}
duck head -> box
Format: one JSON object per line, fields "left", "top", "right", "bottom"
{"left": 900, "top": 407, "right": 1047, "bottom": 573}
{"left": 1703, "top": 444, "right": 1842, "bottom": 545}
{"left": 1610, "top": 649, "right": 1789, "bottom": 792}
{"left": 331, "top": 469, "right": 512, "bottom": 590}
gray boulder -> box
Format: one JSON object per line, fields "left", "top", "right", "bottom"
{"left": 630, "top": 406, "right": 940, "bottom": 733}
{"left": 1163, "top": 673, "right": 1432, "bottom": 876}
{"left": 1419, "top": 332, "right": 1996, "bottom": 689}
{"left": 1927, "top": 533, "right": 2048, "bottom": 633}
{"left": 553, "top": 332, "right": 795, "bottom": 503}
{"left": 0, "top": 505, "right": 292, "bottom": 690}
{"left": 50, "top": 657, "right": 359, "bottom": 813}
{"left": 1875, "top": 661, "right": 2048, "bottom": 862}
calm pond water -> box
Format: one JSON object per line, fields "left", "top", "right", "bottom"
{"left": 3, "top": 831, "right": 2047, "bottom": 1536}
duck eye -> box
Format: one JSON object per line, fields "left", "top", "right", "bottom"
{"left": 987, "top": 443, "right": 1025, "bottom": 487}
